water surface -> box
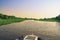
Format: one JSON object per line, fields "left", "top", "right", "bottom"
{"left": 0, "top": 20, "right": 60, "bottom": 40}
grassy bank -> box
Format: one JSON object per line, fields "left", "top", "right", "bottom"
{"left": 0, "top": 18, "right": 26, "bottom": 26}
{"left": 0, "top": 13, "right": 26, "bottom": 26}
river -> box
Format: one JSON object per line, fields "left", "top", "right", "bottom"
{"left": 0, "top": 20, "right": 60, "bottom": 40}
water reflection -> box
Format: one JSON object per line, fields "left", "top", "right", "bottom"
{"left": 56, "top": 22, "right": 60, "bottom": 27}
{"left": 0, "top": 20, "right": 60, "bottom": 40}
{"left": 56, "top": 22, "right": 60, "bottom": 35}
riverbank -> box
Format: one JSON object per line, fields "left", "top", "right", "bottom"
{"left": 37, "top": 19, "right": 60, "bottom": 22}
{"left": 0, "top": 18, "right": 59, "bottom": 26}
{"left": 37, "top": 15, "right": 60, "bottom": 22}
{"left": 0, "top": 13, "right": 60, "bottom": 26}
{"left": 0, "top": 18, "right": 26, "bottom": 26}
{"left": 0, "top": 13, "right": 27, "bottom": 26}
{"left": 37, "top": 19, "right": 57, "bottom": 22}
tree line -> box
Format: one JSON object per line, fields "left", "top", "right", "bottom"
{"left": 0, "top": 13, "right": 18, "bottom": 19}
{"left": 39, "top": 15, "right": 60, "bottom": 22}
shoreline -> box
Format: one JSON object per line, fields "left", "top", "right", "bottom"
{"left": 0, "top": 19, "right": 60, "bottom": 26}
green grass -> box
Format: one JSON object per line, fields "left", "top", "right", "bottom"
{"left": 0, "top": 18, "right": 25, "bottom": 26}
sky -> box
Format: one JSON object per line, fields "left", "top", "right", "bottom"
{"left": 0, "top": 0, "right": 60, "bottom": 18}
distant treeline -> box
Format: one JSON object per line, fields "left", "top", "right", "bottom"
{"left": 39, "top": 15, "right": 60, "bottom": 22}
{"left": 0, "top": 13, "right": 22, "bottom": 19}
{"left": 0, "top": 13, "right": 26, "bottom": 26}
{"left": 24, "top": 14, "right": 60, "bottom": 22}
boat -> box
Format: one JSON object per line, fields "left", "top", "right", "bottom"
{"left": 15, "top": 34, "right": 42, "bottom": 40}
{"left": 24, "top": 34, "right": 38, "bottom": 40}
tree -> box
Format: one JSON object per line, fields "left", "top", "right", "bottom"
{"left": 0, "top": 14, "right": 3, "bottom": 19}
{"left": 56, "top": 15, "right": 60, "bottom": 20}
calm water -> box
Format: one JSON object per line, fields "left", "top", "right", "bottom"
{"left": 0, "top": 20, "right": 60, "bottom": 40}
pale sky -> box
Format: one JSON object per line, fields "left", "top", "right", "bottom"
{"left": 0, "top": 0, "right": 60, "bottom": 18}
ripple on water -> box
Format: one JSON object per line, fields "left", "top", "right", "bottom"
{"left": 0, "top": 20, "right": 60, "bottom": 40}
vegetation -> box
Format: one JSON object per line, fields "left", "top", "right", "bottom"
{"left": 38, "top": 15, "right": 60, "bottom": 22}
{"left": 55, "top": 15, "right": 60, "bottom": 22}
{"left": 0, "top": 13, "right": 26, "bottom": 26}
{"left": 0, "top": 13, "right": 60, "bottom": 26}
{"left": 24, "top": 15, "right": 60, "bottom": 22}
